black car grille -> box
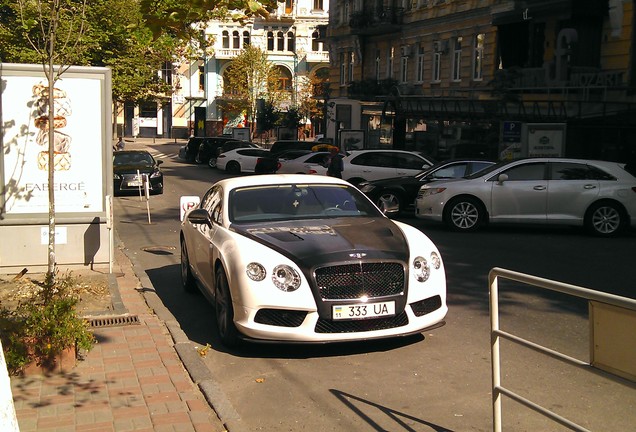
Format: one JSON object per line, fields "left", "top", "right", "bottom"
{"left": 315, "top": 311, "right": 408, "bottom": 333}
{"left": 410, "top": 295, "right": 442, "bottom": 317}
{"left": 254, "top": 309, "right": 307, "bottom": 327}
{"left": 315, "top": 262, "right": 405, "bottom": 300}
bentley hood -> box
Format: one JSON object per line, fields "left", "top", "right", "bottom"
{"left": 233, "top": 217, "right": 409, "bottom": 267}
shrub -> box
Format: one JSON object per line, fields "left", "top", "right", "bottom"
{"left": 0, "top": 270, "right": 95, "bottom": 375}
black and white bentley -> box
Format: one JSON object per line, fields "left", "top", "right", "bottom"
{"left": 180, "top": 174, "right": 447, "bottom": 346}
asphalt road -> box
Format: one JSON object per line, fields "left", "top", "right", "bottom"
{"left": 114, "top": 140, "right": 636, "bottom": 432}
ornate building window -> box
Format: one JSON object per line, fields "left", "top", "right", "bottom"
{"left": 348, "top": 52, "right": 355, "bottom": 83}
{"left": 400, "top": 56, "right": 408, "bottom": 83}
{"left": 222, "top": 31, "right": 230, "bottom": 49}
{"left": 312, "top": 30, "right": 323, "bottom": 51}
{"left": 277, "top": 31, "right": 285, "bottom": 51}
{"left": 432, "top": 42, "right": 441, "bottom": 82}
{"left": 267, "top": 31, "right": 274, "bottom": 51}
{"left": 340, "top": 52, "right": 346, "bottom": 85}
{"left": 243, "top": 31, "right": 250, "bottom": 47}
{"left": 232, "top": 31, "right": 240, "bottom": 49}
{"left": 416, "top": 45, "right": 425, "bottom": 82}
{"left": 287, "top": 32, "right": 295, "bottom": 52}
{"left": 452, "top": 36, "right": 462, "bottom": 81}
{"left": 472, "top": 33, "right": 484, "bottom": 81}
{"left": 285, "top": 0, "right": 294, "bottom": 14}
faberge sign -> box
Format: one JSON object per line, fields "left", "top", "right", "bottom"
{"left": 0, "top": 63, "right": 112, "bottom": 271}
{"left": 1, "top": 64, "right": 108, "bottom": 216}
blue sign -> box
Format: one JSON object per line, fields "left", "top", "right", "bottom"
{"left": 503, "top": 121, "right": 522, "bottom": 143}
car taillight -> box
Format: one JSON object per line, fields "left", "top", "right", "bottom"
{"left": 218, "top": 154, "right": 226, "bottom": 159}
{"left": 276, "top": 162, "right": 282, "bottom": 170}
{"left": 308, "top": 169, "right": 317, "bottom": 174}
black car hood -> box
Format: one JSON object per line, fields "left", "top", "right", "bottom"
{"left": 233, "top": 217, "right": 408, "bottom": 267}
{"left": 114, "top": 164, "right": 157, "bottom": 174}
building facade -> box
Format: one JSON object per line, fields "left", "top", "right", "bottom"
{"left": 324, "top": 0, "right": 636, "bottom": 163}
{"left": 124, "top": 0, "right": 331, "bottom": 139}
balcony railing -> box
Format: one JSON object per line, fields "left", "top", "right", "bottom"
{"left": 349, "top": 7, "right": 404, "bottom": 35}
{"left": 305, "top": 51, "right": 330, "bottom": 63}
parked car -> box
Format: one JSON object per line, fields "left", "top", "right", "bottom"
{"left": 195, "top": 137, "right": 246, "bottom": 167}
{"left": 216, "top": 148, "right": 272, "bottom": 174}
{"left": 180, "top": 174, "right": 447, "bottom": 346}
{"left": 358, "top": 159, "right": 496, "bottom": 216}
{"left": 254, "top": 149, "right": 313, "bottom": 174}
{"left": 113, "top": 150, "right": 164, "bottom": 195}
{"left": 276, "top": 151, "right": 330, "bottom": 175}
{"left": 268, "top": 140, "right": 318, "bottom": 155}
{"left": 341, "top": 150, "right": 436, "bottom": 186}
{"left": 415, "top": 157, "right": 636, "bottom": 236}
{"left": 179, "top": 137, "right": 206, "bottom": 163}
{"left": 255, "top": 140, "right": 320, "bottom": 173}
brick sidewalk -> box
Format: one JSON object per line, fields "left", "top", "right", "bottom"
{"left": 9, "top": 246, "right": 227, "bottom": 432}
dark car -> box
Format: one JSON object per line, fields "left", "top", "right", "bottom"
{"left": 113, "top": 150, "right": 164, "bottom": 195}
{"left": 196, "top": 137, "right": 259, "bottom": 167}
{"left": 358, "top": 159, "right": 495, "bottom": 216}
{"left": 180, "top": 137, "right": 206, "bottom": 163}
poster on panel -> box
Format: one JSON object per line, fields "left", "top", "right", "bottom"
{"left": 1, "top": 64, "right": 108, "bottom": 216}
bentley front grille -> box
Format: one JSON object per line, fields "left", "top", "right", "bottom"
{"left": 315, "top": 262, "right": 405, "bottom": 300}
{"left": 315, "top": 311, "right": 409, "bottom": 333}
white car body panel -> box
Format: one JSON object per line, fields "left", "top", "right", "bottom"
{"left": 181, "top": 174, "right": 447, "bottom": 344}
{"left": 277, "top": 152, "right": 329, "bottom": 175}
{"left": 216, "top": 148, "right": 270, "bottom": 173}
{"left": 342, "top": 150, "right": 435, "bottom": 183}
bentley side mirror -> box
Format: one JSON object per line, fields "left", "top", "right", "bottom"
{"left": 187, "top": 208, "right": 212, "bottom": 227}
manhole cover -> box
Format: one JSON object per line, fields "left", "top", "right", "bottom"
{"left": 141, "top": 246, "right": 176, "bottom": 255}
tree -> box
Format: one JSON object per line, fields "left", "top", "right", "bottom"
{"left": 140, "top": 0, "right": 278, "bottom": 40}
{"left": 0, "top": 0, "right": 277, "bottom": 276}
{"left": 9, "top": 0, "right": 90, "bottom": 278}
{"left": 295, "top": 68, "right": 330, "bottom": 131}
{"left": 219, "top": 46, "right": 282, "bottom": 138}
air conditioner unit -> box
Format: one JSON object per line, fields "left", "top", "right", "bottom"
{"left": 433, "top": 41, "right": 448, "bottom": 54}
{"left": 400, "top": 45, "right": 412, "bottom": 57}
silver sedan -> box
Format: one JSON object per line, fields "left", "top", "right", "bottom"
{"left": 415, "top": 157, "right": 636, "bottom": 236}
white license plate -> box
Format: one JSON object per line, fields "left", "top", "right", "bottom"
{"left": 127, "top": 180, "right": 142, "bottom": 187}
{"left": 332, "top": 301, "right": 395, "bottom": 320}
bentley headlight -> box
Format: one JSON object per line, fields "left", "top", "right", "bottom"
{"left": 412, "top": 256, "right": 431, "bottom": 282}
{"left": 246, "top": 262, "right": 266, "bottom": 281}
{"left": 430, "top": 252, "right": 441, "bottom": 270}
{"left": 272, "top": 265, "right": 301, "bottom": 292}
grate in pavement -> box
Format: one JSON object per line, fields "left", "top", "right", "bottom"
{"left": 86, "top": 314, "right": 140, "bottom": 328}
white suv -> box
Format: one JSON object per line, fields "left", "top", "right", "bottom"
{"left": 342, "top": 150, "right": 435, "bottom": 185}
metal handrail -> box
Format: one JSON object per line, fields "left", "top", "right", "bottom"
{"left": 488, "top": 267, "right": 636, "bottom": 432}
